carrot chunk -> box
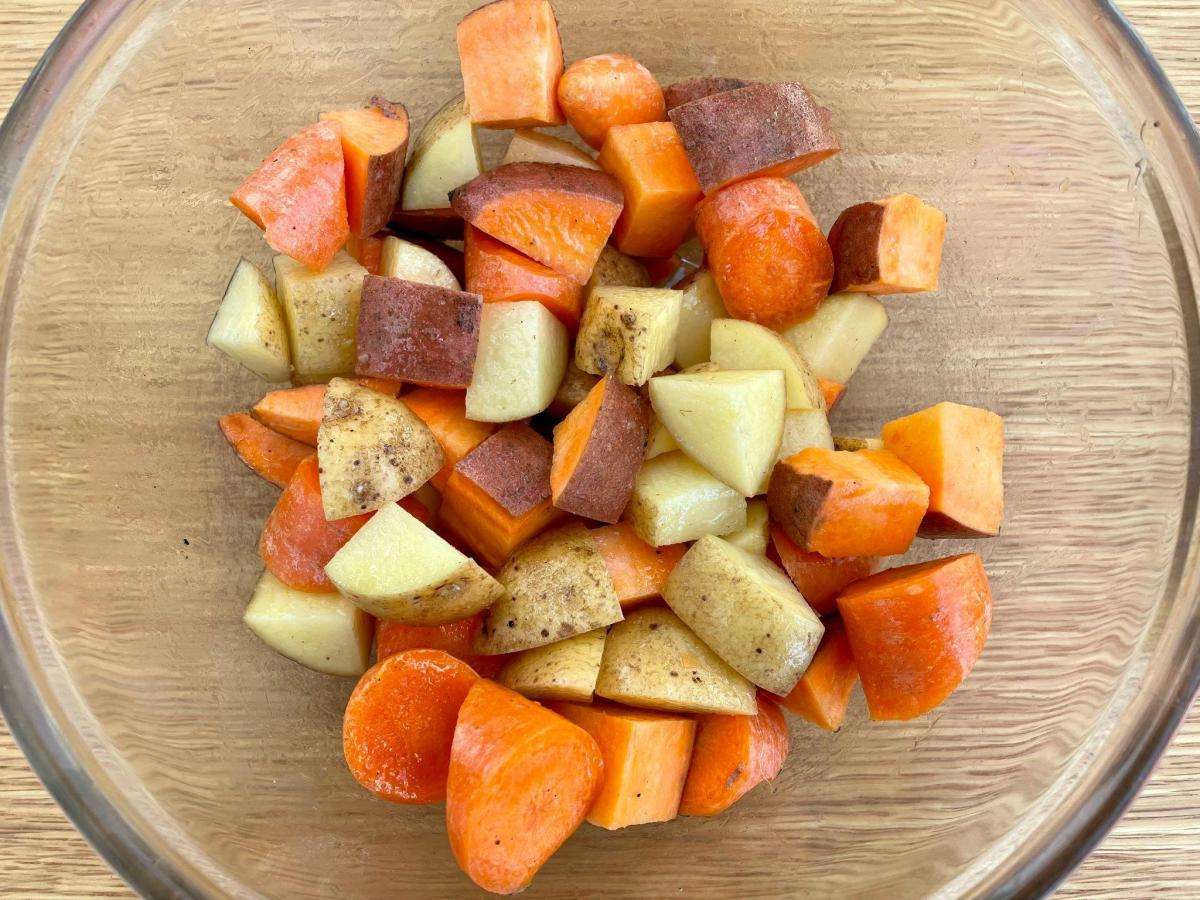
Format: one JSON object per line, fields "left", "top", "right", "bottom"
{"left": 401, "top": 387, "right": 497, "bottom": 491}
{"left": 818, "top": 377, "right": 845, "bottom": 411}
{"left": 464, "top": 225, "right": 584, "bottom": 330}
{"left": 881, "top": 401, "right": 1005, "bottom": 538}
{"left": 557, "top": 53, "right": 666, "bottom": 149}
{"left": 768, "top": 448, "right": 930, "bottom": 558}
{"left": 598, "top": 122, "right": 702, "bottom": 259}
{"left": 551, "top": 376, "right": 650, "bottom": 523}
{"left": 679, "top": 696, "right": 789, "bottom": 817}
{"left": 320, "top": 98, "right": 410, "bottom": 238}
{"left": 451, "top": 163, "right": 623, "bottom": 283}
{"left": 218, "top": 413, "right": 313, "bottom": 488}
{"left": 447, "top": 680, "right": 603, "bottom": 894}
{"left": 343, "top": 649, "right": 479, "bottom": 804}
{"left": 231, "top": 121, "right": 349, "bottom": 271}
{"left": 456, "top": 0, "right": 565, "bottom": 129}
{"left": 376, "top": 615, "right": 507, "bottom": 679}
{"left": 775, "top": 619, "right": 858, "bottom": 731}
{"left": 551, "top": 702, "right": 695, "bottom": 829}
{"left": 829, "top": 194, "right": 947, "bottom": 294}
{"left": 837, "top": 554, "right": 993, "bottom": 720}
{"left": 251, "top": 379, "right": 403, "bottom": 447}
{"left": 695, "top": 177, "right": 832, "bottom": 329}
{"left": 769, "top": 525, "right": 876, "bottom": 616}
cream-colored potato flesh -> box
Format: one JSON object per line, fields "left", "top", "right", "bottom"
{"left": 206, "top": 259, "right": 291, "bottom": 381}
{"left": 401, "top": 95, "right": 483, "bottom": 211}
{"left": 274, "top": 251, "right": 366, "bottom": 383}
{"left": 723, "top": 499, "right": 769, "bottom": 555}
{"left": 781, "top": 292, "right": 889, "bottom": 384}
{"left": 498, "top": 629, "right": 606, "bottom": 702}
{"left": 379, "top": 237, "right": 460, "bottom": 290}
{"left": 710, "top": 317, "right": 824, "bottom": 410}
{"left": 626, "top": 452, "right": 746, "bottom": 546}
{"left": 674, "top": 270, "right": 727, "bottom": 369}
{"left": 466, "top": 300, "right": 568, "bottom": 422}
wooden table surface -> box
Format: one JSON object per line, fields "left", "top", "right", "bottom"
{"left": 1, "top": 1, "right": 1199, "bottom": 896}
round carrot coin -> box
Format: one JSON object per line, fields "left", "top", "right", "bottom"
{"left": 558, "top": 53, "right": 666, "bottom": 149}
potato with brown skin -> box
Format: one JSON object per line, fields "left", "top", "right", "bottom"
{"left": 828, "top": 195, "right": 948, "bottom": 294}
{"left": 574, "top": 285, "right": 682, "bottom": 386}
{"left": 354, "top": 276, "right": 481, "bottom": 389}
{"left": 668, "top": 82, "right": 840, "bottom": 194}
{"left": 502, "top": 129, "right": 601, "bottom": 170}
{"left": 548, "top": 361, "right": 600, "bottom": 418}
{"left": 498, "top": 629, "right": 606, "bottom": 701}
{"left": 663, "top": 76, "right": 755, "bottom": 112}
{"left": 475, "top": 523, "right": 623, "bottom": 655}
{"left": 400, "top": 95, "right": 483, "bottom": 215}
{"left": 585, "top": 246, "right": 652, "bottom": 291}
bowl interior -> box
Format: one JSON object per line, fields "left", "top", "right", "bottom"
{"left": 2, "top": 0, "right": 1199, "bottom": 897}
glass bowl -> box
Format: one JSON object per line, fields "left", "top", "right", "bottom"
{"left": 2, "top": 0, "right": 1199, "bottom": 896}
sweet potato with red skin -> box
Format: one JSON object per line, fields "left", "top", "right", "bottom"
{"left": 769, "top": 525, "right": 876, "bottom": 617}
{"left": 464, "top": 225, "right": 583, "bottom": 330}
{"left": 774, "top": 619, "right": 859, "bottom": 731}
{"left": 251, "top": 379, "right": 403, "bottom": 447}
{"left": 550, "top": 376, "right": 650, "bottom": 523}
{"left": 376, "top": 614, "right": 506, "bottom": 678}
{"left": 321, "top": 98, "right": 409, "bottom": 238}
{"left": 696, "top": 177, "right": 832, "bottom": 329}
{"left": 401, "top": 388, "right": 496, "bottom": 491}
{"left": 354, "top": 275, "right": 482, "bottom": 389}
{"left": 663, "top": 76, "right": 754, "bottom": 112}
{"left": 829, "top": 194, "right": 947, "bottom": 294}
{"left": 669, "top": 82, "right": 839, "bottom": 194}
{"left": 390, "top": 207, "right": 465, "bottom": 240}
{"left": 456, "top": 0, "right": 565, "bottom": 129}
{"left": 231, "top": 121, "right": 349, "bottom": 272}
{"left": 451, "top": 163, "right": 624, "bottom": 283}
{"left": 768, "top": 448, "right": 930, "bottom": 559}
{"left": 557, "top": 53, "right": 666, "bottom": 150}
{"left": 837, "top": 554, "right": 992, "bottom": 720}
{"left": 219, "top": 413, "right": 313, "bottom": 488}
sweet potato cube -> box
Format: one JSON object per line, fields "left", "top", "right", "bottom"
{"left": 320, "top": 98, "right": 409, "bottom": 238}
{"left": 598, "top": 122, "right": 702, "bottom": 259}
{"left": 768, "top": 448, "right": 929, "bottom": 558}
{"left": 668, "top": 82, "right": 839, "bottom": 194}
{"left": 829, "top": 194, "right": 947, "bottom": 294}
{"left": 451, "top": 163, "right": 624, "bottom": 283}
{"left": 663, "top": 76, "right": 755, "bottom": 112}
{"left": 590, "top": 522, "right": 686, "bottom": 608}
{"left": 769, "top": 525, "right": 876, "bottom": 616}
{"left": 551, "top": 376, "right": 650, "bottom": 523}
{"left": 464, "top": 225, "right": 584, "bottom": 330}
{"left": 774, "top": 618, "right": 859, "bottom": 731}
{"left": 881, "top": 402, "right": 1005, "bottom": 538}
{"left": 401, "top": 388, "right": 496, "bottom": 491}
{"left": 456, "top": 0, "right": 565, "bottom": 129}
{"left": 354, "top": 276, "right": 481, "bottom": 389}
{"left": 837, "top": 554, "right": 993, "bottom": 720}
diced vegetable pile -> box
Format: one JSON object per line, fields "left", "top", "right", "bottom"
{"left": 209, "top": 0, "right": 1003, "bottom": 893}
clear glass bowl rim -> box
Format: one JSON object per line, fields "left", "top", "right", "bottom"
{"left": 1, "top": 1, "right": 1199, "bottom": 897}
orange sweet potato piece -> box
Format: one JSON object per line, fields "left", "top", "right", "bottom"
{"left": 679, "top": 696, "right": 788, "bottom": 817}
{"left": 550, "top": 376, "right": 650, "bottom": 523}
{"left": 695, "top": 177, "right": 832, "bottom": 329}
{"left": 663, "top": 76, "right": 755, "bottom": 112}
{"left": 591, "top": 522, "right": 686, "bottom": 608}
{"left": 218, "top": 413, "right": 313, "bottom": 489}
{"left": 464, "top": 225, "right": 584, "bottom": 330}
{"left": 837, "top": 554, "right": 993, "bottom": 720}
{"left": 343, "top": 649, "right": 479, "bottom": 804}
{"left": 456, "top": 0, "right": 565, "bottom": 129}
{"left": 769, "top": 525, "right": 876, "bottom": 616}
{"left": 819, "top": 377, "right": 845, "bottom": 411}
{"left": 390, "top": 207, "right": 465, "bottom": 240}
{"left": 668, "top": 82, "right": 839, "bottom": 194}
{"left": 557, "top": 53, "right": 666, "bottom": 150}
{"left": 447, "top": 680, "right": 603, "bottom": 894}
{"left": 376, "top": 614, "right": 507, "bottom": 678}
{"left": 775, "top": 619, "right": 858, "bottom": 731}
{"left": 828, "top": 194, "right": 947, "bottom": 294}
{"left": 450, "top": 162, "right": 624, "bottom": 283}
{"left": 552, "top": 702, "right": 695, "bottom": 829}
{"left": 401, "top": 387, "right": 497, "bottom": 491}
{"left": 769, "top": 448, "right": 929, "bottom": 558}
{"left": 881, "top": 402, "right": 1005, "bottom": 538}
{"left": 598, "top": 122, "right": 702, "bottom": 259}
{"left": 231, "top": 121, "right": 349, "bottom": 271}
{"left": 346, "top": 232, "right": 387, "bottom": 275}
{"left": 251, "top": 379, "right": 403, "bottom": 446}
{"left": 320, "top": 98, "right": 409, "bottom": 238}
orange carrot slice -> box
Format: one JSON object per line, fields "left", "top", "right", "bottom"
{"left": 401, "top": 387, "right": 497, "bottom": 491}
{"left": 837, "top": 554, "right": 992, "bottom": 720}
{"left": 447, "top": 680, "right": 603, "bottom": 894}
{"left": 591, "top": 522, "right": 686, "bottom": 608}
{"left": 775, "top": 619, "right": 858, "bottom": 731}
{"left": 464, "top": 225, "right": 584, "bottom": 330}
{"left": 343, "top": 649, "right": 479, "bottom": 804}
{"left": 557, "top": 53, "right": 666, "bottom": 149}
{"left": 251, "top": 379, "right": 403, "bottom": 447}
{"left": 769, "top": 525, "right": 876, "bottom": 616}
{"left": 375, "top": 615, "right": 507, "bottom": 678}
{"left": 218, "top": 413, "right": 313, "bottom": 489}
{"left": 231, "top": 121, "right": 349, "bottom": 271}
{"left": 321, "top": 98, "right": 410, "bottom": 238}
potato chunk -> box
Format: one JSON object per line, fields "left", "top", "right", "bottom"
{"left": 781, "top": 292, "right": 889, "bottom": 384}
{"left": 379, "top": 236, "right": 461, "bottom": 290}
{"left": 723, "top": 499, "right": 769, "bottom": 555}
{"left": 626, "top": 452, "right": 746, "bottom": 546}
{"left": 207, "top": 259, "right": 290, "bottom": 381}
{"left": 709, "top": 318, "right": 824, "bottom": 410}
{"left": 466, "top": 300, "right": 568, "bottom": 422}
{"left": 400, "top": 95, "right": 483, "bottom": 213}
{"left": 503, "top": 129, "right": 600, "bottom": 170}
{"left": 498, "top": 629, "right": 606, "bottom": 702}
{"left": 673, "top": 270, "right": 727, "bottom": 369}
{"left": 575, "top": 285, "right": 682, "bottom": 386}
{"left": 274, "top": 251, "right": 366, "bottom": 383}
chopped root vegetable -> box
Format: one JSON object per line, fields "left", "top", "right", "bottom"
{"left": 231, "top": 121, "right": 349, "bottom": 271}
{"left": 464, "top": 225, "right": 584, "bottom": 330}
{"left": 219, "top": 413, "right": 313, "bottom": 489}
{"left": 401, "top": 387, "right": 497, "bottom": 491}
{"left": 250, "top": 379, "right": 402, "bottom": 447}
{"left": 679, "top": 696, "right": 789, "bottom": 816}
{"left": 320, "top": 98, "right": 410, "bottom": 238}
{"left": 837, "top": 554, "right": 993, "bottom": 720}
{"left": 456, "top": 0, "right": 565, "bottom": 129}
{"left": 768, "top": 448, "right": 930, "bottom": 558}
{"left": 775, "top": 619, "right": 859, "bottom": 731}
{"left": 598, "top": 122, "right": 702, "bottom": 259}
{"left": 550, "top": 376, "right": 650, "bottom": 524}
{"left": 663, "top": 76, "right": 755, "bottom": 112}
{"left": 881, "top": 401, "right": 1005, "bottom": 538}
{"left": 696, "top": 177, "right": 832, "bottom": 329}
{"left": 552, "top": 702, "right": 695, "bottom": 829}
{"left": 390, "top": 207, "right": 465, "bottom": 240}
{"left": 557, "top": 53, "right": 666, "bottom": 150}
{"left": 343, "top": 649, "right": 479, "bottom": 804}
{"left": 346, "top": 232, "right": 387, "bottom": 275}
{"left": 591, "top": 522, "right": 687, "bottom": 608}
{"left": 769, "top": 525, "right": 877, "bottom": 616}
{"left": 819, "top": 377, "right": 845, "bottom": 411}
{"left": 451, "top": 162, "right": 624, "bottom": 283}
{"left": 502, "top": 129, "right": 600, "bottom": 170}
{"left": 375, "top": 614, "right": 506, "bottom": 678}
{"left": 447, "top": 680, "right": 603, "bottom": 894}
{"left": 829, "top": 194, "right": 947, "bottom": 294}
{"left": 640, "top": 254, "right": 685, "bottom": 287}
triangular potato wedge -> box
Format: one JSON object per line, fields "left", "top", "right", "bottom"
{"left": 206, "top": 259, "right": 290, "bottom": 382}
{"left": 709, "top": 318, "right": 824, "bottom": 410}
{"left": 498, "top": 629, "right": 606, "bottom": 702}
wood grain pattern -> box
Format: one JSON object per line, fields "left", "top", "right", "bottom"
{"left": 0, "top": 1, "right": 1198, "bottom": 898}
